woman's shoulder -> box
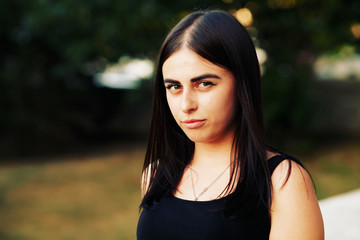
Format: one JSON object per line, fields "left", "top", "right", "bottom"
{"left": 268, "top": 151, "right": 324, "bottom": 239}
{"left": 267, "top": 152, "right": 305, "bottom": 176}
{"left": 270, "top": 157, "right": 308, "bottom": 190}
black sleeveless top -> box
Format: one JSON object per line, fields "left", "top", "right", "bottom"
{"left": 137, "top": 154, "right": 304, "bottom": 240}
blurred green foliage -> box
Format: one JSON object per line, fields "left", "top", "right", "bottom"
{"left": 1, "top": 0, "right": 359, "bottom": 157}
{"left": 257, "top": 0, "right": 359, "bottom": 144}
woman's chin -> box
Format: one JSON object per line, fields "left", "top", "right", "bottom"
{"left": 184, "top": 133, "right": 218, "bottom": 144}
{"left": 183, "top": 132, "right": 206, "bottom": 143}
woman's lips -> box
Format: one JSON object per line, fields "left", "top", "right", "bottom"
{"left": 181, "top": 119, "right": 205, "bottom": 129}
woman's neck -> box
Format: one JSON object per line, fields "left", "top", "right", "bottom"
{"left": 191, "top": 134, "right": 234, "bottom": 168}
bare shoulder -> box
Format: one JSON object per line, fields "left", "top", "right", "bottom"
{"left": 271, "top": 159, "right": 310, "bottom": 191}
{"left": 269, "top": 159, "right": 324, "bottom": 240}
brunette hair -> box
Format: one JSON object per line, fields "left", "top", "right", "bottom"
{"left": 140, "top": 9, "right": 271, "bottom": 217}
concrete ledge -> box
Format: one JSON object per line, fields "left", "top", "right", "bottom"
{"left": 319, "top": 189, "right": 360, "bottom": 240}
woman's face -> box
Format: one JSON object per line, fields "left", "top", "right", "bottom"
{"left": 162, "top": 48, "right": 237, "bottom": 144}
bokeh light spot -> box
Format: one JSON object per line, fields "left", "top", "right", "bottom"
{"left": 234, "top": 8, "right": 253, "bottom": 27}
{"left": 350, "top": 23, "right": 360, "bottom": 39}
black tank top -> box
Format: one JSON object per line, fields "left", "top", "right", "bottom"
{"left": 137, "top": 154, "right": 303, "bottom": 240}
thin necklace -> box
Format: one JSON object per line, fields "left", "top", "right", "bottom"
{"left": 189, "top": 162, "right": 231, "bottom": 201}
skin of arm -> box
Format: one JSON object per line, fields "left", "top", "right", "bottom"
{"left": 269, "top": 160, "right": 324, "bottom": 240}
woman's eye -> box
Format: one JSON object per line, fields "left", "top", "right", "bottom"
{"left": 198, "top": 81, "right": 215, "bottom": 88}
{"left": 166, "top": 84, "right": 181, "bottom": 92}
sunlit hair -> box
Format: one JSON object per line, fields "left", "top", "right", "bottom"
{"left": 140, "top": 9, "right": 271, "bottom": 217}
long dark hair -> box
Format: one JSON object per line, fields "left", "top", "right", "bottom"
{"left": 140, "top": 9, "right": 271, "bottom": 217}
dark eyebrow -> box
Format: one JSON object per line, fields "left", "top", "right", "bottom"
{"left": 163, "top": 79, "right": 180, "bottom": 84}
{"left": 191, "top": 74, "right": 220, "bottom": 82}
{"left": 163, "top": 74, "right": 220, "bottom": 84}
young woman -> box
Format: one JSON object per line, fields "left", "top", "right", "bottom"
{"left": 137, "top": 10, "right": 324, "bottom": 240}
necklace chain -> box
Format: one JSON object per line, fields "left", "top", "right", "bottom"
{"left": 189, "top": 163, "right": 231, "bottom": 201}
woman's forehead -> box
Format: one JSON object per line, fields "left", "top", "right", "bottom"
{"left": 162, "top": 48, "right": 229, "bottom": 80}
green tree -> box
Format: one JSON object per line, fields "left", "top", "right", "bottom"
{"left": 1, "top": 0, "right": 359, "bottom": 157}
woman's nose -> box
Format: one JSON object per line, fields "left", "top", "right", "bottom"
{"left": 181, "top": 89, "right": 198, "bottom": 114}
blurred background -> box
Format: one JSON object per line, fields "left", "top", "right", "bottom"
{"left": 1, "top": 0, "right": 359, "bottom": 239}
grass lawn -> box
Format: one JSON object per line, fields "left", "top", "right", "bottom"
{"left": 0, "top": 141, "right": 359, "bottom": 239}
{"left": 298, "top": 141, "right": 360, "bottom": 200}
